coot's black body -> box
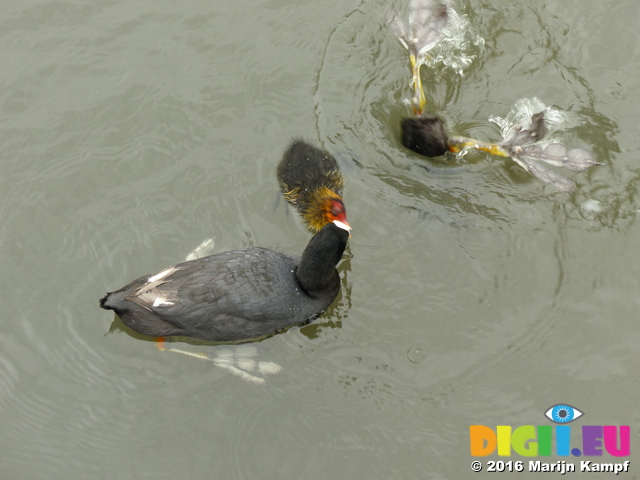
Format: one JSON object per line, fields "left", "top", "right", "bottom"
{"left": 277, "top": 139, "right": 347, "bottom": 231}
{"left": 100, "top": 222, "right": 349, "bottom": 343}
{"left": 401, "top": 115, "right": 449, "bottom": 157}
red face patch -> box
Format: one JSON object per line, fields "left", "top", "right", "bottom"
{"left": 329, "top": 199, "right": 348, "bottom": 225}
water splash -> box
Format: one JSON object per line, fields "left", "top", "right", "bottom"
{"left": 450, "top": 98, "right": 601, "bottom": 192}
{"left": 390, "top": 0, "right": 484, "bottom": 77}
{"left": 390, "top": 0, "right": 449, "bottom": 115}
{"left": 425, "top": 4, "right": 485, "bottom": 76}
{"left": 488, "top": 97, "right": 580, "bottom": 142}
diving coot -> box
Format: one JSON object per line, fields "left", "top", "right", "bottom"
{"left": 401, "top": 115, "right": 450, "bottom": 157}
{"left": 277, "top": 139, "right": 348, "bottom": 231}
{"left": 390, "top": 0, "right": 450, "bottom": 158}
{"left": 100, "top": 221, "right": 351, "bottom": 343}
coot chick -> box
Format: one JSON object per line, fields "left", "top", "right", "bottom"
{"left": 100, "top": 221, "right": 350, "bottom": 343}
{"left": 401, "top": 115, "right": 450, "bottom": 157}
{"left": 277, "top": 139, "right": 348, "bottom": 231}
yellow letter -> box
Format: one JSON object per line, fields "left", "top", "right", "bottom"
{"left": 497, "top": 426, "right": 512, "bottom": 456}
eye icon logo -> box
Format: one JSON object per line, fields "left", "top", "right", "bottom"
{"left": 544, "top": 404, "right": 584, "bottom": 424}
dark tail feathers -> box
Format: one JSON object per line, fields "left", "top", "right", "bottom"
{"left": 99, "top": 293, "right": 112, "bottom": 310}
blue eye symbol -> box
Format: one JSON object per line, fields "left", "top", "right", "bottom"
{"left": 544, "top": 404, "right": 584, "bottom": 424}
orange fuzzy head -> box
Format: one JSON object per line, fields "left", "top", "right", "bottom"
{"left": 303, "top": 188, "right": 349, "bottom": 232}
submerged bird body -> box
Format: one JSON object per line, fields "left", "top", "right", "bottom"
{"left": 401, "top": 115, "right": 449, "bottom": 157}
{"left": 100, "top": 222, "right": 350, "bottom": 343}
{"left": 278, "top": 140, "right": 347, "bottom": 231}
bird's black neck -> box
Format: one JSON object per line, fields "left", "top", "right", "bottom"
{"left": 295, "top": 223, "right": 348, "bottom": 296}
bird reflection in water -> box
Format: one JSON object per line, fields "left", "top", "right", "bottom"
{"left": 157, "top": 340, "right": 282, "bottom": 385}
